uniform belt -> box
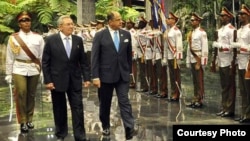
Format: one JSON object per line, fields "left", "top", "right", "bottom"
{"left": 16, "top": 59, "right": 33, "bottom": 63}
{"left": 192, "top": 50, "right": 201, "bottom": 52}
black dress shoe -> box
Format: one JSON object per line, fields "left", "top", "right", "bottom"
{"left": 102, "top": 128, "right": 110, "bottom": 136}
{"left": 125, "top": 128, "right": 138, "bottom": 140}
{"left": 149, "top": 91, "right": 158, "bottom": 95}
{"left": 137, "top": 89, "right": 148, "bottom": 92}
{"left": 221, "top": 112, "right": 234, "bottom": 117}
{"left": 185, "top": 102, "right": 194, "bottom": 107}
{"left": 56, "top": 137, "right": 64, "bottom": 141}
{"left": 168, "top": 97, "right": 179, "bottom": 102}
{"left": 20, "top": 123, "right": 28, "bottom": 133}
{"left": 239, "top": 118, "right": 250, "bottom": 123}
{"left": 216, "top": 111, "right": 225, "bottom": 116}
{"left": 26, "top": 122, "right": 34, "bottom": 129}
{"left": 234, "top": 117, "right": 242, "bottom": 121}
{"left": 193, "top": 102, "right": 202, "bottom": 108}
{"left": 156, "top": 94, "right": 168, "bottom": 98}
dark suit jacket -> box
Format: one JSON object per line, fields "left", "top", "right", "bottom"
{"left": 91, "top": 28, "right": 132, "bottom": 83}
{"left": 42, "top": 33, "right": 90, "bottom": 92}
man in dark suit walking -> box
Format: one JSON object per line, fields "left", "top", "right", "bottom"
{"left": 42, "top": 15, "right": 91, "bottom": 141}
{"left": 91, "top": 11, "right": 137, "bottom": 140}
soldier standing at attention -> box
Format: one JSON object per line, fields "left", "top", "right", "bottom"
{"left": 185, "top": 12, "right": 208, "bottom": 108}
{"left": 212, "top": 7, "right": 236, "bottom": 117}
{"left": 5, "top": 11, "right": 44, "bottom": 133}
{"left": 163, "top": 12, "right": 183, "bottom": 101}
{"left": 231, "top": 4, "right": 250, "bottom": 123}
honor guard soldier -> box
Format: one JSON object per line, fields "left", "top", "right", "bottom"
{"left": 186, "top": 12, "right": 208, "bottom": 108}
{"left": 125, "top": 19, "right": 138, "bottom": 89}
{"left": 231, "top": 4, "right": 250, "bottom": 123}
{"left": 5, "top": 11, "right": 45, "bottom": 133}
{"left": 163, "top": 12, "right": 183, "bottom": 101}
{"left": 136, "top": 17, "right": 149, "bottom": 92}
{"left": 96, "top": 19, "right": 106, "bottom": 32}
{"left": 212, "top": 7, "right": 236, "bottom": 117}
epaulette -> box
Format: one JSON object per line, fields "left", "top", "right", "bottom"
{"left": 174, "top": 26, "right": 179, "bottom": 30}
{"left": 12, "top": 32, "right": 19, "bottom": 36}
{"left": 229, "top": 25, "right": 234, "bottom": 29}
{"left": 199, "top": 27, "right": 204, "bottom": 31}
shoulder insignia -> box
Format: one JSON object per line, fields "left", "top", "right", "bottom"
{"left": 11, "top": 32, "right": 19, "bottom": 36}
{"left": 229, "top": 25, "right": 234, "bottom": 29}
{"left": 174, "top": 26, "right": 179, "bottom": 30}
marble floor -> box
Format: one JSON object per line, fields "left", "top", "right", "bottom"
{"left": 0, "top": 68, "right": 249, "bottom": 141}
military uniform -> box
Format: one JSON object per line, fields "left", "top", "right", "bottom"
{"left": 212, "top": 7, "right": 236, "bottom": 117}
{"left": 5, "top": 11, "right": 45, "bottom": 133}
{"left": 232, "top": 4, "right": 250, "bottom": 123}
{"left": 186, "top": 13, "right": 208, "bottom": 108}
{"left": 164, "top": 12, "right": 183, "bottom": 101}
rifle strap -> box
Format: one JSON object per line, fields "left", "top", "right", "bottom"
{"left": 13, "top": 34, "right": 41, "bottom": 72}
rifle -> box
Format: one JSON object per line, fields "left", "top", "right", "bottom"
{"left": 210, "top": 31, "right": 218, "bottom": 72}
{"left": 231, "top": 30, "right": 237, "bottom": 76}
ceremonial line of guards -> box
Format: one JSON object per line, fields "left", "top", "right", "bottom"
{"left": 41, "top": 4, "right": 250, "bottom": 123}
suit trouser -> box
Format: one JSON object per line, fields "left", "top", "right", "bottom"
{"left": 190, "top": 63, "right": 204, "bottom": 103}
{"left": 51, "top": 89, "right": 86, "bottom": 140}
{"left": 13, "top": 74, "right": 39, "bottom": 124}
{"left": 98, "top": 79, "right": 134, "bottom": 131}
{"left": 219, "top": 66, "right": 236, "bottom": 113}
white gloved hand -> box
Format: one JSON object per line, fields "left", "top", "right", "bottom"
{"left": 177, "top": 59, "right": 182, "bottom": 65}
{"left": 212, "top": 41, "right": 221, "bottom": 48}
{"left": 161, "top": 58, "right": 167, "bottom": 66}
{"left": 202, "top": 65, "right": 206, "bottom": 71}
{"left": 133, "top": 51, "right": 137, "bottom": 60}
{"left": 5, "top": 75, "right": 12, "bottom": 84}
{"left": 230, "top": 42, "right": 241, "bottom": 48}
{"left": 186, "top": 63, "right": 191, "bottom": 68}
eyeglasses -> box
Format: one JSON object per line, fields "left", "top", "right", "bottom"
{"left": 190, "top": 19, "right": 197, "bottom": 22}
{"left": 19, "top": 18, "right": 31, "bottom": 23}
{"left": 167, "top": 17, "right": 174, "bottom": 20}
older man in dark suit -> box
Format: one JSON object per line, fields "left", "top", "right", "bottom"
{"left": 42, "top": 15, "right": 91, "bottom": 141}
{"left": 91, "top": 11, "right": 137, "bottom": 140}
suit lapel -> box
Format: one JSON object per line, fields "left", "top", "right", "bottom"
{"left": 55, "top": 34, "right": 68, "bottom": 58}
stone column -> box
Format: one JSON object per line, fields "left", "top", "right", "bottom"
{"left": 77, "top": 0, "right": 95, "bottom": 25}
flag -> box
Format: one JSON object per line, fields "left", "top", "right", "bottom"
{"left": 149, "top": 0, "right": 159, "bottom": 29}
{"left": 158, "top": 0, "right": 167, "bottom": 32}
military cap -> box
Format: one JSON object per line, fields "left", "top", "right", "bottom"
{"left": 140, "top": 16, "right": 148, "bottom": 23}
{"left": 220, "top": 7, "right": 234, "bottom": 18}
{"left": 239, "top": 4, "right": 250, "bottom": 16}
{"left": 191, "top": 12, "right": 203, "bottom": 21}
{"left": 126, "top": 19, "right": 135, "bottom": 24}
{"left": 90, "top": 21, "right": 97, "bottom": 26}
{"left": 16, "top": 11, "right": 31, "bottom": 22}
{"left": 83, "top": 24, "right": 90, "bottom": 27}
{"left": 96, "top": 19, "right": 105, "bottom": 24}
{"left": 168, "top": 12, "right": 178, "bottom": 21}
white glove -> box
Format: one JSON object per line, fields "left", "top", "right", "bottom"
{"left": 230, "top": 42, "right": 241, "bottom": 48}
{"left": 177, "top": 59, "right": 182, "bottom": 65}
{"left": 161, "top": 58, "right": 167, "bottom": 66}
{"left": 212, "top": 41, "right": 221, "bottom": 48}
{"left": 5, "top": 75, "right": 12, "bottom": 84}
{"left": 202, "top": 65, "right": 206, "bottom": 71}
{"left": 133, "top": 52, "right": 137, "bottom": 60}
{"left": 186, "top": 63, "right": 191, "bottom": 68}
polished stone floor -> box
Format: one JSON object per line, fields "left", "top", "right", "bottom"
{"left": 0, "top": 67, "right": 249, "bottom": 141}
